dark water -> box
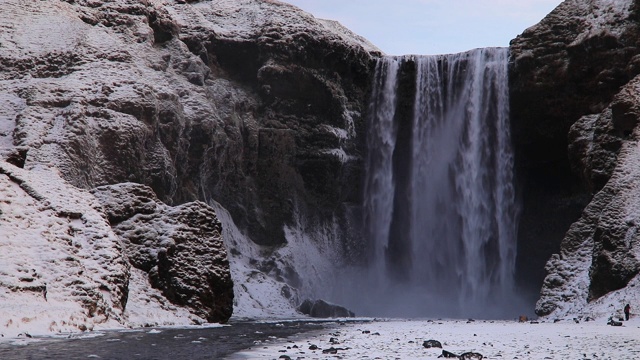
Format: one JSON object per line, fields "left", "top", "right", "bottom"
{"left": 0, "top": 320, "right": 346, "bottom": 360}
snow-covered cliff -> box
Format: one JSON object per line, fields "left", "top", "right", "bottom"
{"left": 0, "top": 0, "right": 379, "bottom": 336}
{"left": 510, "top": 0, "right": 640, "bottom": 318}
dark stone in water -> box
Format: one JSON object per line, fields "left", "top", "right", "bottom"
{"left": 423, "top": 339, "right": 442, "bottom": 348}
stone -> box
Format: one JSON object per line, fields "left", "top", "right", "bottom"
{"left": 459, "top": 352, "right": 484, "bottom": 360}
{"left": 297, "top": 299, "right": 355, "bottom": 318}
{"left": 441, "top": 350, "right": 459, "bottom": 358}
{"left": 423, "top": 339, "right": 442, "bottom": 348}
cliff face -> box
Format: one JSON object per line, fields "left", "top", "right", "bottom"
{"left": 510, "top": 0, "right": 640, "bottom": 317}
{"left": 0, "top": 0, "right": 378, "bottom": 332}
{"left": 0, "top": 0, "right": 376, "bottom": 247}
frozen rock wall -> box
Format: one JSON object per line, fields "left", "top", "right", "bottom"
{"left": 0, "top": 161, "right": 130, "bottom": 337}
{"left": 0, "top": 0, "right": 377, "bottom": 248}
{"left": 0, "top": 160, "right": 233, "bottom": 337}
{"left": 510, "top": 0, "right": 640, "bottom": 317}
{"left": 0, "top": 0, "right": 379, "bottom": 330}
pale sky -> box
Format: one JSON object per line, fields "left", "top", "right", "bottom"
{"left": 282, "top": 0, "right": 564, "bottom": 55}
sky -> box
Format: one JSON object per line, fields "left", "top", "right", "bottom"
{"left": 282, "top": 0, "right": 565, "bottom": 55}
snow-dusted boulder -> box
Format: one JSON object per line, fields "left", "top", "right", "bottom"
{"left": 91, "top": 183, "right": 233, "bottom": 323}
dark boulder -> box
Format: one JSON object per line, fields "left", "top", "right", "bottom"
{"left": 460, "top": 352, "right": 484, "bottom": 360}
{"left": 423, "top": 339, "right": 442, "bottom": 349}
{"left": 441, "top": 350, "right": 459, "bottom": 358}
{"left": 297, "top": 299, "right": 355, "bottom": 318}
{"left": 92, "top": 183, "right": 234, "bottom": 323}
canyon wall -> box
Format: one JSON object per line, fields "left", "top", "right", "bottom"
{"left": 510, "top": 0, "right": 640, "bottom": 317}
{"left": 0, "top": 0, "right": 379, "bottom": 334}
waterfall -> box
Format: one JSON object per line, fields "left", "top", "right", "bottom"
{"left": 356, "top": 48, "right": 519, "bottom": 318}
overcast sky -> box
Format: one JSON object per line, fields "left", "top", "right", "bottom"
{"left": 283, "top": 0, "right": 564, "bottom": 55}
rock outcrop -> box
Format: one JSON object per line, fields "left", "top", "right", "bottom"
{"left": 0, "top": 161, "right": 233, "bottom": 336}
{"left": 0, "top": 0, "right": 377, "bottom": 248}
{"left": 0, "top": 0, "right": 379, "bottom": 328}
{"left": 0, "top": 161, "right": 130, "bottom": 336}
{"left": 297, "top": 299, "right": 355, "bottom": 318}
{"left": 91, "top": 183, "right": 233, "bottom": 323}
{"left": 510, "top": 0, "right": 640, "bottom": 317}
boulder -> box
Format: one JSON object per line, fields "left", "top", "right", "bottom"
{"left": 92, "top": 182, "right": 234, "bottom": 323}
{"left": 297, "top": 299, "right": 355, "bottom": 318}
{"left": 423, "top": 340, "right": 443, "bottom": 348}
{"left": 460, "top": 352, "right": 484, "bottom": 360}
{"left": 441, "top": 350, "right": 459, "bottom": 358}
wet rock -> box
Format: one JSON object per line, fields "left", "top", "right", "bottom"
{"left": 297, "top": 299, "right": 355, "bottom": 318}
{"left": 322, "top": 347, "right": 347, "bottom": 354}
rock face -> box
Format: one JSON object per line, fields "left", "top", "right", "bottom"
{"left": 0, "top": 0, "right": 377, "bottom": 248}
{"left": 0, "top": 0, "right": 378, "bottom": 327}
{"left": 0, "top": 161, "right": 130, "bottom": 335}
{"left": 91, "top": 183, "right": 233, "bottom": 323}
{"left": 510, "top": 0, "right": 640, "bottom": 317}
{"left": 0, "top": 161, "right": 233, "bottom": 336}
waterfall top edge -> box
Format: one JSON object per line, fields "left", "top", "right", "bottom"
{"left": 383, "top": 46, "right": 508, "bottom": 60}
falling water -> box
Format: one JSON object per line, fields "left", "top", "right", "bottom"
{"left": 358, "top": 48, "right": 518, "bottom": 318}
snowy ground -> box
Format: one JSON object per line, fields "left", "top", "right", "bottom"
{"left": 231, "top": 317, "right": 640, "bottom": 359}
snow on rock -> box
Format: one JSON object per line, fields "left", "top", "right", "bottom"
{"left": 511, "top": 0, "right": 640, "bottom": 319}
{"left": 537, "top": 74, "right": 640, "bottom": 319}
{"left": 0, "top": 164, "right": 233, "bottom": 338}
{"left": 91, "top": 183, "right": 234, "bottom": 323}
{"left": 0, "top": 0, "right": 375, "bottom": 333}
{"left": 0, "top": 161, "right": 129, "bottom": 337}
{"left": 236, "top": 319, "right": 640, "bottom": 359}
{"left": 211, "top": 201, "right": 351, "bottom": 319}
